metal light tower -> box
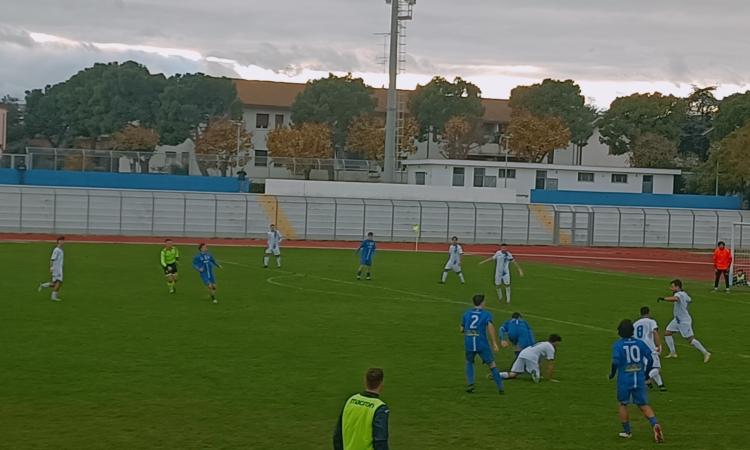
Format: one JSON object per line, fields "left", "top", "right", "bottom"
{"left": 383, "top": 0, "right": 415, "bottom": 183}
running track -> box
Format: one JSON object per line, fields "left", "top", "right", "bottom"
{"left": 0, "top": 233, "right": 715, "bottom": 281}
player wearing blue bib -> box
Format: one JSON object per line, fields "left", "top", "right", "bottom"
{"left": 609, "top": 319, "right": 664, "bottom": 443}
{"left": 460, "top": 294, "right": 504, "bottom": 394}
{"left": 192, "top": 243, "right": 221, "bottom": 304}
{"left": 499, "top": 312, "right": 536, "bottom": 357}
{"left": 355, "top": 232, "right": 377, "bottom": 280}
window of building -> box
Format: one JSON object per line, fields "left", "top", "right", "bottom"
{"left": 415, "top": 171, "right": 426, "bottom": 185}
{"left": 577, "top": 172, "right": 594, "bottom": 182}
{"left": 473, "top": 168, "right": 497, "bottom": 187}
{"left": 642, "top": 175, "right": 653, "bottom": 193}
{"left": 275, "top": 114, "right": 285, "bottom": 129}
{"left": 498, "top": 168, "right": 516, "bottom": 179}
{"left": 255, "top": 149, "right": 268, "bottom": 167}
{"left": 256, "top": 113, "right": 269, "bottom": 129}
{"left": 180, "top": 152, "right": 190, "bottom": 168}
{"left": 165, "top": 151, "right": 177, "bottom": 166}
{"left": 612, "top": 173, "right": 628, "bottom": 183}
{"left": 535, "top": 170, "right": 547, "bottom": 190}
{"left": 452, "top": 167, "right": 465, "bottom": 186}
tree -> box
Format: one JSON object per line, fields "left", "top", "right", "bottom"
{"left": 194, "top": 118, "right": 253, "bottom": 176}
{"left": 679, "top": 86, "right": 719, "bottom": 160}
{"left": 629, "top": 133, "right": 679, "bottom": 168}
{"left": 24, "top": 61, "right": 167, "bottom": 146}
{"left": 0, "top": 95, "right": 25, "bottom": 152}
{"left": 266, "top": 123, "right": 333, "bottom": 179}
{"left": 157, "top": 73, "right": 242, "bottom": 145}
{"left": 440, "top": 116, "right": 487, "bottom": 159}
{"left": 291, "top": 74, "right": 375, "bottom": 156}
{"left": 694, "top": 122, "right": 750, "bottom": 196}
{"left": 712, "top": 91, "right": 750, "bottom": 143}
{"left": 509, "top": 79, "right": 597, "bottom": 161}
{"left": 346, "top": 115, "right": 419, "bottom": 160}
{"left": 408, "top": 76, "right": 484, "bottom": 140}
{"left": 598, "top": 93, "right": 686, "bottom": 155}
{"left": 112, "top": 124, "right": 160, "bottom": 173}
{"left": 507, "top": 111, "right": 571, "bottom": 163}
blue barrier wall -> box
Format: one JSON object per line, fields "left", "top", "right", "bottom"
{"left": 530, "top": 189, "right": 741, "bottom": 210}
{"left": 0, "top": 169, "right": 245, "bottom": 193}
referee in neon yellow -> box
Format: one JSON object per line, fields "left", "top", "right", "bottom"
{"left": 333, "top": 368, "right": 389, "bottom": 450}
{"left": 160, "top": 239, "right": 180, "bottom": 294}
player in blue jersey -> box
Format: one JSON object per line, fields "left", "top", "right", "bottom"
{"left": 609, "top": 319, "right": 664, "bottom": 443}
{"left": 499, "top": 312, "right": 536, "bottom": 358}
{"left": 192, "top": 243, "right": 222, "bottom": 304}
{"left": 460, "top": 294, "right": 505, "bottom": 394}
{"left": 355, "top": 232, "right": 376, "bottom": 280}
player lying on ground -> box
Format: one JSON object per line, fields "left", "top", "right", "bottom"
{"left": 713, "top": 241, "right": 732, "bottom": 292}
{"left": 633, "top": 306, "right": 666, "bottom": 391}
{"left": 38, "top": 236, "right": 65, "bottom": 302}
{"left": 499, "top": 312, "right": 536, "bottom": 358}
{"left": 460, "top": 294, "right": 505, "bottom": 394}
{"left": 193, "top": 243, "right": 222, "bottom": 304}
{"left": 609, "top": 319, "right": 664, "bottom": 443}
{"left": 264, "top": 224, "right": 283, "bottom": 268}
{"left": 479, "top": 243, "right": 523, "bottom": 304}
{"left": 440, "top": 236, "right": 465, "bottom": 284}
{"left": 355, "top": 232, "right": 376, "bottom": 280}
{"left": 501, "top": 334, "right": 561, "bottom": 383}
{"left": 160, "top": 238, "right": 180, "bottom": 294}
{"left": 657, "top": 279, "right": 711, "bottom": 363}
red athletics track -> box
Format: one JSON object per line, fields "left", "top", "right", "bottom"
{"left": 0, "top": 233, "right": 714, "bottom": 282}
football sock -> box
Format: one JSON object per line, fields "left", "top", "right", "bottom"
{"left": 276, "top": 257, "right": 281, "bottom": 268}
{"left": 649, "top": 369, "right": 663, "bottom": 386}
{"left": 441, "top": 271, "right": 448, "bottom": 283}
{"left": 499, "top": 371, "right": 510, "bottom": 379}
{"left": 465, "top": 361, "right": 475, "bottom": 385}
{"left": 664, "top": 335, "right": 676, "bottom": 354}
{"left": 51, "top": 291, "right": 58, "bottom": 300}
{"left": 691, "top": 339, "right": 709, "bottom": 355}
{"left": 622, "top": 422, "right": 631, "bottom": 434}
{"left": 497, "top": 287, "right": 503, "bottom": 301}
{"left": 490, "top": 367, "right": 504, "bottom": 390}
{"left": 263, "top": 256, "right": 269, "bottom": 267}
{"left": 647, "top": 416, "right": 658, "bottom": 427}
{"left": 505, "top": 287, "right": 511, "bottom": 303}
{"left": 40, "top": 282, "right": 52, "bottom": 288}
{"left": 458, "top": 272, "right": 465, "bottom": 283}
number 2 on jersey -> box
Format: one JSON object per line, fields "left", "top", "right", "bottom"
{"left": 469, "top": 314, "right": 480, "bottom": 329}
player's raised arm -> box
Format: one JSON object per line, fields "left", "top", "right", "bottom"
{"left": 513, "top": 260, "right": 524, "bottom": 277}
{"left": 657, "top": 296, "right": 678, "bottom": 303}
{"left": 479, "top": 255, "right": 494, "bottom": 265}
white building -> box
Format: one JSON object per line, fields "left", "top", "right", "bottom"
{"left": 402, "top": 159, "right": 680, "bottom": 203}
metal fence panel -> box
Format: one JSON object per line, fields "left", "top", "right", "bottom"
{"left": 0, "top": 188, "right": 21, "bottom": 232}
{"left": 392, "top": 200, "right": 421, "bottom": 242}
{"left": 334, "top": 199, "right": 365, "bottom": 241}
{"left": 54, "top": 190, "right": 89, "bottom": 234}
{"left": 666, "top": 209, "right": 693, "bottom": 248}
{"left": 184, "top": 194, "right": 216, "bottom": 236}
{"left": 447, "top": 202, "right": 475, "bottom": 243}
{"left": 474, "top": 203, "right": 503, "bottom": 243}
{"left": 216, "top": 195, "right": 248, "bottom": 237}
{"left": 153, "top": 192, "right": 187, "bottom": 236}
{"left": 591, "top": 207, "right": 619, "bottom": 246}
{"left": 500, "top": 204, "right": 529, "bottom": 244}
{"left": 363, "top": 200, "right": 393, "bottom": 241}
{"left": 693, "top": 211, "right": 719, "bottom": 248}
{"left": 644, "top": 209, "right": 669, "bottom": 246}
{"left": 419, "top": 201, "right": 449, "bottom": 242}
{"left": 305, "top": 197, "right": 336, "bottom": 240}
{"left": 20, "top": 189, "right": 55, "bottom": 233}
{"left": 88, "top": 191, "right": 122, "bottom": 235}
{"left": 619, "top": 209, "right": 646, "bottom": 246}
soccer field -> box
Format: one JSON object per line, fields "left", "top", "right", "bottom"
{"left": 1, "top": 242, "right": 747, "bottom": 450}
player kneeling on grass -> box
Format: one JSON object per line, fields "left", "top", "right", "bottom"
{"left": 499, "top": 312, "right": 536, "bottom": 358}
{"left": 609, "top": 319, "right": 664, "bottom": 443}
{"left": 634, "top": 306, "right": 666, "bottom": 391}
{"left": 440, "top": 236, "right": 465, "bottom": 284}
{"left": 355, "top": 232, "right": 376, "bottom": 280}
{"left": 38, "top": 236, "right": 65, "bottom": 302}
{"left": 461, "top": 294, "right": 505, "bottom": 394}
{"left": 657, "top": 279, "right": 711, "bottom": 363}
{"left": 160, "top": 238, "right": 180, "bottom": 294}
{"left": 193, "top": 243, "right": 221, "bottom": 304}
{"left": 500, "top": 334, "right": 560, "bottom": 383}
{"left": 264, "top": 224, "right": 283, "bottom": 268}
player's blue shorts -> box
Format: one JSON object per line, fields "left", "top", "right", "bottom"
{"left": 465, "top": 348, "right": 494, "bottom": 365}
{"left": 200, "top": 273, "right": 216, "bottom": 286}
{"left": 360, "top": 257, "right": 373, "bottom": 266}
{"left": 617, "top": 384, "right": 648, "bottom": 405}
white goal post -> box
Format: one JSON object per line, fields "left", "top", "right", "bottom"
{"left": 730, "top": 222, "right": 750, "bottom": 287}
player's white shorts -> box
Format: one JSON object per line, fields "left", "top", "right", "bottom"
{"left": 510, "top": 357, "right": 539, "bottom": 377}
{"left": 444, "top": 262, "right": 462, "bottom": 273}
{"left": 52, "top": 270, "right": 63, "bottom": 283}
{"left": 650, "top": 352, "right": 661, "bottom": 369}
{"left": 495, "top": 274, "right": 511, "bottom": 286}
{"left": 265, "top": 245, "right": 281, "bottom": 256}
{"left": 666, "top": 319, "right": 694, "bottom": 338}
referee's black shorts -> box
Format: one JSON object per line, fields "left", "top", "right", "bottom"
{"left": 163, "top": 263, "right": 178, "bottom": 275}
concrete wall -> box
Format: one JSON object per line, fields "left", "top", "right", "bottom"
{"left": 266, "top": 179, "right": 517, "bottom": 203}
{"left": 0, "top": 169, "right": 243, "bottom": 193}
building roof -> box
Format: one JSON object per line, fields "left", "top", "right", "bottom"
{"left": 401, "top": 159, "right": 682, "bottom": 175}
{"left": 233, "top": 79, "right": 511, "bottom": 123}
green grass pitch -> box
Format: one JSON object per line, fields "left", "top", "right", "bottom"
{"left": 0, "top": 242, "right": 747, "bottom": 449}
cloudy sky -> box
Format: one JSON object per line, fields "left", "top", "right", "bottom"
{"left": 1, "top": 0, "right": 748, "bottom": 107}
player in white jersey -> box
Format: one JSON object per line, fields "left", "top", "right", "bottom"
{"left": 500, "top": 334, "right": 561, "bottom": 383}
{"left": 263, "top": 224, "right": 283, "bottom": 268}
{"left": 657, "top": 279, "right": 711, "bottom": 363}
{"left": 634, "top": 306, "right": 666, "bottom": 391}
{"left": 440, "top": 236, "right": 465, "bottom": 284}
{"left": 479, "top": 243, "right": 524, "bottom": 303}
{"left": 38, "top": 236, "right": 65, "bottom": 301}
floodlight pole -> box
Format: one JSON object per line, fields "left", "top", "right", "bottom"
{"left": 383, "top": 0, "right": 400, "bottom": 183}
